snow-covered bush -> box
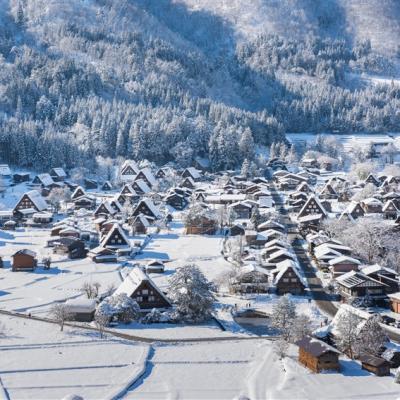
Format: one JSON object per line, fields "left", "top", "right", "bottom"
{"left": 168, "top": 264, "right": 215, "bottom": 323}
{"left": 97, "top": 294, "right": 140, "bottom": 323}
{"left": 141, "top": 308, "right": 172, "bottom": 324}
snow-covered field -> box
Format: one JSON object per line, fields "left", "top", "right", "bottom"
{"left": 0, "top": 314, "right": 149, "bottom": 400}
{"left": 0, "top": 228, "right": 122, "bottom": 315}
{"left": 124, "top": 340, "right": 400, "bottom": 400}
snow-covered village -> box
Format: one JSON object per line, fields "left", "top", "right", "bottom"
{"left": 3, "top": 1, "right": 400, "bottom": 399}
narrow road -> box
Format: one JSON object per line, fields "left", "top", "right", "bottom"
{"left": 269, "top": 181, "right": 338, "bottom": 318}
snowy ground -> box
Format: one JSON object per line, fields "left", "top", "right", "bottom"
{"left": 0, "top": 314, "right": 149, "bottom": 400}
{"left": 0, "top": 228, "right": 122, "bottom": 315}
{"left": 123, "top": 340, "right": 400, "bottom": 400}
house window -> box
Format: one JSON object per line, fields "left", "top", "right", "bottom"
{"left": 291, "top": 278, "right": 298, "bottom": 282}
{"left": 283, "top": 278, "right": 289, "bottom": 282}
{"left": 149, "top": 296, "right": 155, "bottom": 302}
{"left": 136, "top": 296, "right": 143, "bottom": 302}
{"left": 142, "top": 289, "right": 149, "bottom": 295}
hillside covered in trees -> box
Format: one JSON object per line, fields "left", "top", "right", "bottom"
{"left": 1, "top": 0, "right": 400, "bottom": 171}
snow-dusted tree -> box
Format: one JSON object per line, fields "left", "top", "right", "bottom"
{"left": 317, "top": 155, "right": 338, "bottom": 170}
{"left": 47, "top": 187, "right": 71, "bottom": 213}
{"left": 381, "top": 143, "right": 397, "bottom": 164}
{"left": 96, "top": 156, "right": 115, "bottom": 181}
{"left": 214, "top": 268, "right": 239, "bottom": 292}
{"left": 285, "top": 145, "right": 297, "bottom": 165}
{"left": 334, "top": 310, "right": 361, "bottom": 359}
{"left": 290, "top": 314, "right": 312, "bottom": 342}
{"left": 351, "top": 183, "right": 376, "bottom": 202}
{"left": 50, "top": 303, "right": 72, "bottom": 332}
{"left": 355, "top": 315, "right": 387, "bottom": 356}
{"left": 349, "top": 161, "right": 377, "bottom": 181}
{"left": 271, "top": 295, "right": 297, "bottom": 341}
{"left": 269, "top": 142, "right": 277, "bottom": 159}
{"left": 239, "top": 128, "right": 255, "bottom": 161}
{"left": 100, "top": 293, "right": 140, "bottom": 323}
{"left": 224, "top": 236, "right": 243, "bottom": 266}
{"left": 241, "top": 158, "right": 250, "bottom": 177}
{"left": 273, "top": 338, "right": 289, "bottom": 360}
{"left": 322, "top": 218, "right": 352, "bottom": 239}
{"left": 80, "top": 282, "right": 101, "bottom": 299}
{"left": 250, "top": 206, "right": 261, "bottom": 229}
{"left": 94, "top": 310, "right": 110, "bottom": 338}
{"left": 383, "top": 164, "right": 400, "bottom": 177}
{"left": 168, "top": 264, "right": 215, "bottom": 322}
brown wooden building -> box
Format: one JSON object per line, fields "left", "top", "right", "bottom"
{"left": 296, "top": 336, "right": 340, "bottom": 373}
{"left": 114, "top": 267, "right": 171, "bottom": 311}
{"left": 12, "top": 249, "right": 37, "bottom": 272}
{"left": 359, "top": 354, "right": 391, "bottom": 376}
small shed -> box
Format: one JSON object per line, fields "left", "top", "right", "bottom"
{"left": 296, "top": 336, "right": 340, "bottom": 373}
{"left": 359, "top": 354, "right": 391, "bottom": 376}
{"left": 65, "top": 299, "right": 96, "bottom": 322}
{"left": 12, "top": 249, "right": 37, "bottom": 272}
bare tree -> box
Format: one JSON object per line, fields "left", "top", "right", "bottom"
{"left": 50, "top": 303, "right": 72, "bottom": 332}
{"left": 273, "top": 339, "right": 289, "bottom": 360}
{"left": 355, "top": 315, "right": 387, "bottom": 356}
{"left": 81, "top": 282, "right": 101, "bottom": 299}
{"left": 94, "top": 311, "right": 110, "bottom": 338}
{"left": 290, "top": 314, "right": 312, "bottom": 342}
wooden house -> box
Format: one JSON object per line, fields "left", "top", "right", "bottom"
{"left": 135, "top": 168, "right": 156, "bottom": 188}
{"left": 336, "top": 271, "right": 388, "bottom": 301}
{"left": 88, "top": 246, "right": 117, "bottom": 263}
{"left": 296, "top": 336, "right": 340, "bottom": 373}
{"left": 94, "top": 201, "right": 118, "bottom": 218}
{"left": 73, "top": 195, "right": 96, "bottom": 210}
{"left": 130, "top": 214, "right": 151, "bottom": 234}
{"left": 132, "top": 179, "right": 151, "bottom": 195}
{"left": 120, "top": 160, "right": 140, "bottom": 182}
{"left": 101, "top": 224, "right": 131, "bottom": 250}
{"left": 230, "top": 224, "right": 245, "bottom": 236}
{"left": 365, "top": 173, "right": 380, "bottom": 187}
{"left": 182, "top": 177, "right": 196, "bottom": 189}
{"left": 231, "top": 264, "right": 270, "bottom": 294}
{"left": 361, "top": 264, "right": 399, "bottom": 293}
{"left": 146, "top": 260, "right": 165, "bottom": 274}
{"left": 65, "top": 299, "right": 96, "bottom": 322}
{"left": 32, "top": 173, "right": 54, "bottom": 188}
{"left": 229, "top": 201, "right": 253, "bottom": 219}
{"left": 13, "top": 190, "right": 47, "bottom": 215}
{"left": 182, "top": 167, "right": 201, "bottom": 182}
{"left": 0, "top": 164, "right": 11, "bottom": 178}
{"left": 114, "top": 267, "right": 171, "bottom": 311}
{"left": 361, "top": 198, "right": 383, "bottom": 214}
{"left": 84, "top": 178, "right": 97, "bottom": 189}
{"left": 53, "top": 238, "right": 87, "bottom": 259}
{"left": 12, "top": 249, "right": 37, "bottom": 271}
{"left": 388, "top": 292, "right": 400, "bottom": 313}
{"left": 132, "top": 199, "right": 160, "bottom": 219}
{"left": 71, "top": 186, "right": 86, "bottom": 200}
{"left": 271, "top": 260, "right": 305, "bottom": 295}
{"left": 297, "top": 195, "right": 327, "bottom": 219}
{"left": 13, "top": 172, "right": 30, "bottom": 183}
{"left": 359, "top": 354, "right": 390, "bottom": 376}
{"left": 185, "top": 211, "right": 217, "bottom": 235}
{"left": 328, "top": 256, "right": 361, "bottom": 277}
{"left": 49, "top": 168, "right": 67, "bottom": 182}
{"left": 164, "top": 192, "right": 187, "bottom": 210}
{"left": 382, "top": 200, "right": 399, "bottom": 219}
{"left": 319, "top": 183, "right": 338, "bottom": 200}
{"left": 340, "top": 201, "right": 365, "bottom": 221}
{"left": 296, "top": 181, "right": 311, "bottom": 193}
{"left": 101, "top": 181, "right": 113, "bottom": 191}
{"left": 32, "top": 212, "right": 53, "bottom": 224}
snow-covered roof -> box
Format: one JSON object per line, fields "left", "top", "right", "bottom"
{"left": 298, "top": 195, "right": 328, "bottom": 217}
{"left": 35, "top": 173, "right": 54, "bottom": 186}
{"left": 361, "top": 264, "right": 397, "bottom": 277}
{"left": 267, "top": 249, "right": 295, "bottom": 262}
{"left": 0, "top": 164, "right": 11, "bottom": 176}
{"left": 101, "top": 223, "right": 131, "bottom": 248}
{"left": 336, "top": 270, "right": 387, "bottom": 288}
{"left": 134, "top": 179, "right": 151, "bottom": 193}
{"left": 95, "top": 201, "right": 116, "bottom": 215}
{"left": 19, "top": 190, "right": 48, "bottom": 211}
{"left": 65, "top": 298, "right": 96, "bottom": 313}
{"left": 138, "top": 199, "right": 160, "bottom": 218}
{"left": 121, "top": 159, "right": 140, "bottom": 175}
{"left": 115, "top": 266, "right": 170, "bottom": 305}
{"left": 382, "top": 200, "right": 399, "bottom": 212}
{"left": 362, "top": 197, "right": 383, "bottom": 206}
{"left": 184, "top": 167, "right": 201, "bottom": 180}
{"left": 51, "top": 167, "right": 67, "bottom": 177}
{"left": 328, "top": 256, "right": 361, "bottom": 266}
{"left": 137, "top": 168, "right": 156, "bottom": 186}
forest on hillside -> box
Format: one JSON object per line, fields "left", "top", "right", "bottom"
{"left": 1, "top": 0, "right": 400, "bottom": 171}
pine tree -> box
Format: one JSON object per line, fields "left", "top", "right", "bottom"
{"left": 239, "top": 127, "right": 255, "bottom": 161}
